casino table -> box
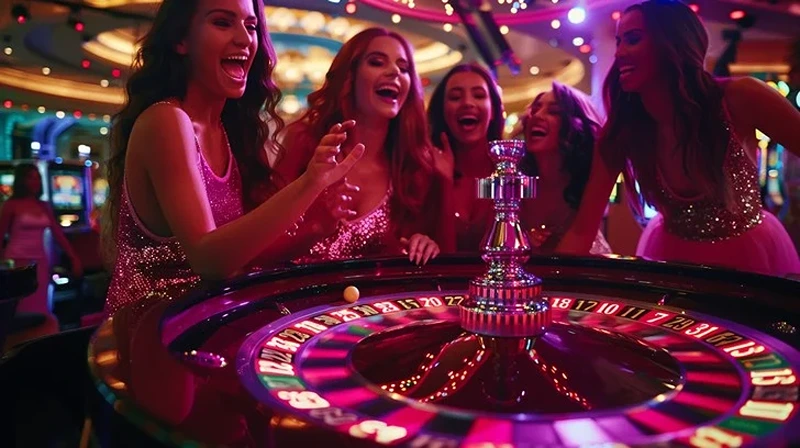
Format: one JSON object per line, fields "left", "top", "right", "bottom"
{"left": 86, "top": 141, "right": 800, "bottom": 447}
{"left": 86, "top": 254, "right": 800, "bottom": 448}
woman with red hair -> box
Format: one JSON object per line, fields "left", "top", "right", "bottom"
{"left": 557, "top": 0, "right": 800, "bottom": 276}
{"left": 274, "top": 28, "right": 449, "bottom": 264}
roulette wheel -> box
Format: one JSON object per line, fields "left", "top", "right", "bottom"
{"left": 87, "top": 141, "right": 800, "bottom": 448}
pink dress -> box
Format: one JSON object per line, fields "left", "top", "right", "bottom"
{"left": 295, "top": 186, "right": 397, "bottom": 262}
{"left": 104, "top": 115, "right": 243, "bottom": 316}
{"left": 3, "top": 201, "right": 53, "bottom": 315}
{"left": 636, "top": 112, "right": 800, "bottom": 277}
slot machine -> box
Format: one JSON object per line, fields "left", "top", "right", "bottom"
{"left": 45, "top": 159, "right": 93, "bottom": 232}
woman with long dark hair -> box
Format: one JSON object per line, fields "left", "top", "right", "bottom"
{"left": 519, "top": 82, "right": 611, "bottom": 254}
{"left": 557, "top": 0, "right": 799, "bottom": 276}
{"left": 274, "top": 27, "right": 447, "bottom": 264}
{"left": 102, "top": 0, "right": 362, "bottom": 315}
{"left": 426, "top": 63, "right": 504, "bottom": 252}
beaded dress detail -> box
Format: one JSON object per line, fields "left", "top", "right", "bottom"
{"left": 651, "top": 119, "right": 762, "bottom": 242}
{"left": 296, "top": 186, "right": 394, "bottom": 262}
{"left": 104, "top": 103, "right": 243, "bottom": 316}
{"left": 637, "top": 108, "right": 799, "bottom": 277}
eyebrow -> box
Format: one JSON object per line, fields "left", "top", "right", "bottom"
{"left": 620, "top": 28, "right": 644, "bottom": 36}
{"left": 206, "top": 8, "right": 257, "bottom": 21}
{"left": 447, "top": 86, "right": 487, "bottom": 92}
{"left": 533, "top": 99, "right": 557, "bottom": 107}
{"left": 365, "top": 51, "right": 408, "bottom": 64}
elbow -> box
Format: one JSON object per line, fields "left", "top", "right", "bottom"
{"left": 184, "top": 247, "right": 240, "bottom": 281}
{"left": 190, "top": 259, "right": 237, "bottom": 281}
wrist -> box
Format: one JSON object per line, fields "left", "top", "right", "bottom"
{"left": 434, "top": 168, "right": 454, "bottom": 184}
{"left": 299, "top": 171, "right": 325, "bottom": 196}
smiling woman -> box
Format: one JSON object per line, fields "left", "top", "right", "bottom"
{"left": 101, "top": 0, "right": 364, "bottom": 317}
{"left": 426, "top": 63, "right": 505, "bottom": 252}
{"left": 557, "top": 0, "right": 800, "bottom": 277}
{"left": 273, "top": 27, "right": 451, "bottom": 264}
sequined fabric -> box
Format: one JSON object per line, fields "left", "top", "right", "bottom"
{"left": 296, "top": 188, "right": 394, "bottom": 262}
{"left": 652, "top": 118, "right": 762, "bottom": 242}
{"left": 104, "top": 110, "right": 243, "bottom": 316}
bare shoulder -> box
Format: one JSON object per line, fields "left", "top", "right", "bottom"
{"left": 722, "top": 76, "right": 771, "bottom": 112}
{"left": 38, "top": 200, "right": 56, "bottom": 216}
{"left": 129, "top": 102, "right": 195, "bottom": 160}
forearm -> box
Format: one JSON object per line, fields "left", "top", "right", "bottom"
{"left": 250, "top": 219, "right": 329, "bottom": 267}
{"left": 190, "top": 173, "right": 324, "bottom": 278}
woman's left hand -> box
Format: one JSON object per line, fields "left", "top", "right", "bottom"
{"left": 400, "top": 234, "right": 440, "bottom": 266}
{"left": 528, "top": 226, "right": 553, "bottom": 248}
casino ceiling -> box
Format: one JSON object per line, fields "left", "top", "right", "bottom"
{"left": 1, "top": 0, "right": 799, "bottom": 120}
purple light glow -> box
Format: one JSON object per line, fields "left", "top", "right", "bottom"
{"left": 356, "top": 0, "right": 618, "bottom": 26}
{"left": 554, "top": 418, "right": 611, "bottom": 445}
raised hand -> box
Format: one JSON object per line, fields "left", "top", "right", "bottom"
{"left": 306, "top": 120, "right": 365, "bottom": 190}
{"left": 400, "top": 234, "right": 441, "bottom": 266}
{"left": 305, "top": 178, "right": 360, "bottom": 236}
{"left": 430, "top": 132, "right": 455, "bottom": 181}
{"left": 528, "top": 225, "right": 553, "bottom": 249}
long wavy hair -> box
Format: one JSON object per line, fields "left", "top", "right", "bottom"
{"left": 520, "top": 82, "right": 602, "bottom": 209}
{"left": 427, "top": 63, "right": 504, "bottom": 178}
{"left": 101, "top": 0, "right": 283, "bottom": 264}
{"left": 600, "top": 0, "right": 729, "bottom": 212}
{"left": 283, "top": 27, "right": 434, "bottom": 236}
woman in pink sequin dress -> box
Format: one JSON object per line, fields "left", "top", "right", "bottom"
{"left": 557, "top": 0, "right": 800, "bottom": 277}
{"left": 101, "top": 0, "right": 364, "bottom": 317}
{"left": 274, "top": 28, "right": 449, "bottom": 265}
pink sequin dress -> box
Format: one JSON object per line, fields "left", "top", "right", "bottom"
{"left": 104, "top": 111, "right": 243, "bottom": 316}
{"left": 295, "top": 186, "right": 396, "bottom": 262}
{"left": 636, "top": 111, "right": 800, "bottom": 277}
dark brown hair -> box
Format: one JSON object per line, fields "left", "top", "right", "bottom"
{"left": 426, "top": 63, "right": 505, "bottom": 155}
{"left": 102, "top": 0, "right": 283, "bottom": 263}
{"left": 520, "top": 82, "right": 602, "bottom": 209}
{"left": 600, "top": 0, "right": 729, "bottom": 211}
{"left": 11, "top": 163, "right": 42, "bottom": 199}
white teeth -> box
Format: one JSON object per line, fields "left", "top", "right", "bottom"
{"left": 530, "top": 125, "right": 547, "bottom": 137}
{"left": 376, "top": 85, "right": 399, "bottom": 94}
{"left": 223, "top": 55, "right": 248, "bottom": 61}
